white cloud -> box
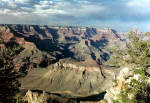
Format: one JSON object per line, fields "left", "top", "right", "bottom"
{"left": 125, "top": 0, "right": 150, "bottom": 17}
{"left": 39, "top": 0, "right": 53, "bottom": 5}
{"left": 127, "top": 0, "right": 150, "bottom": 9}
{"left": 0, "top": 0, "right": 106, "bottom": 16}
{"left": 33, "top": 0, "right": 66, "bottom": 15}
{"left": 0, "top": 0, "right": 149, "bottom": 32}
{"left": 50, "top": 0, "right": 106, "bottom": 18}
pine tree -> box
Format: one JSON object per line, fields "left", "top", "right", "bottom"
{"left": 109, "top": 31, "right": 150, "bottom": 103}
{"left": 0, "top": 42, "right": 22, "bottom": 103}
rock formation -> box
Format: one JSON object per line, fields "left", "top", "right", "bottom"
{"left": 21, "top": 60, "right": 116, "bottom": 97}
{"left": 24, "top": 90, "right": 47, "bottom": 103}
{"left": 104, "top": 67, "right": 134, "bottom": 103}
{"left": 0, "top": 24, "right": 126, "bottom": 100}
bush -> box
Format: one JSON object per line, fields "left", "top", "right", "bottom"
{"left": 109, "top": 31, "right": 150, "bottom": 103}
{"left": 0, "top": 42, "right": 23, "bottom": 102}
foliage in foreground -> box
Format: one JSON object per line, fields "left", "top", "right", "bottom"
{"left": 0, "top": 41, "right": 23, "bottom": 103}
{"left": 109, "top": 31, "right": 150, "bottom": 103}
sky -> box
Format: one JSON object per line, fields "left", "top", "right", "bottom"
{"left": 0, "top": 0, "right": 150, "bottom": 32}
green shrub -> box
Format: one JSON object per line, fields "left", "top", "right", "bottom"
{"left": 110, "top": 31, "right": 150, "bottom": 103}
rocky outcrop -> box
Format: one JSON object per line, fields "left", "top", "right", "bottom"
{"left": 104, "top": 67, "right": 134, "bottom": 103}
{"left": 104, "top": 66, "right": 150, "bottom": 103}
{"left": 20, "top": 61, "right": 118, "bottom": 97}
{"left": 24, "top": 90, "right": 47, "bottom": 103}
{"left": 0, "top": 26, "right": 25, "bottom": 45}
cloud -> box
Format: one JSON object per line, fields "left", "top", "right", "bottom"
{"left": 127, "top": 0, "right": 150, "bottom": 7}
{"left": 126, "top": 0, "right": 150, "bottom": 15}
{"left": 0, "top": 0, "right": 150, "bottom": 32}
{"left": 0, "top": 0, "right": 106, "bottom": 21}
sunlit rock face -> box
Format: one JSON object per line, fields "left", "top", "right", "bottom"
{"left": 21, "top": 61, "right": 115, "bottom": 97}
{"left": 104, "top": 67, "right": 134, "bottom": 103}
{"left": 24, "top": 90, "right": 47, "bottom": 103}
{"left": 105, "top": 66, "right": 150, "bottom": 103}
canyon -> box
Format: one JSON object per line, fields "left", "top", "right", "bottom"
{"left": 0, "top": 24, "right": 126, "bottom": 102}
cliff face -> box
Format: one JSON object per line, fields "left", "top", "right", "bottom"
{"left": 21, "top": 61, "right": 118, "bottom": 97}
{"left": 104, "top": 67, "right": 134, "bottom": 103}
{"left": 0, "top": 24, "right": 125, "bottom": 68}
{"left": 0, "top": 24, "right": 125, "bottom": 97}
